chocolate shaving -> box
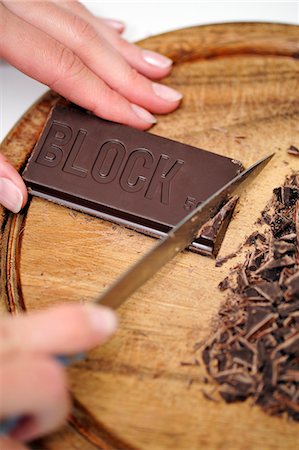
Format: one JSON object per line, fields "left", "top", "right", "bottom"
{"left": 287, "top": 145, "right": 299, "bottom": 156}
{"left": 285, "top": 272, "right": 299, "bottom": 299}
{"left": 201, "top": 173, "right": 299, "bottom": 421}
{"left": 196, "top": 196, "right": 239, "bottom": 257}
{"left": 215, "top": 250, "right": 239, "bottom": 267}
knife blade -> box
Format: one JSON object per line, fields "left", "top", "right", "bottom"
{"left": 97, "top": 153, "right": 274, "bottom": 310}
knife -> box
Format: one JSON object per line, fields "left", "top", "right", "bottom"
{"left": 0, "top": 153, "right": 273, "bottom": 436}
{"left": 95, "top": 152, "right": 274, "bottom": 310}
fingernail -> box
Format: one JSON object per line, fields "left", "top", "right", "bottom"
{"left": 152, "top": 83, "right": 183, "bottom": 102}
{"left": 0, "top": 177, "right": 23, "bottom": 213}
{"left": 142, "top": 50, "right": 173, "bottom": 68}
{"left": 103, "top": 18, "right": 125, "bottom": 32}
{"left": 131, "top": 104, "right": 157, "bottom": 124}
{"left": 87, "top": 305, "right": 118, "bottom": 338}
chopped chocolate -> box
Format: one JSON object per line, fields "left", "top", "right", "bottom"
{"left": 202, "top": 389, "right": 219, "bottom": 402}
{"left": 218, "top": 277, "right": 230, "bottom": 291}
{"left": 180, "top": 358, "right": 200, "bottom": 367}
{"left": 274, "top": 186, "right": 299, "bottom": 207}
{"left": 279, "top": 267, "right": 296, "bottom": 288}
{"left": 245, "top": 232, "right": 267, "bottom": 245}
{"left": 287, "top": 145, "right": 299, "bottom": 156}
{"left": 215, "top": 250, "right": 239, "bottom": 267}
{"left": 196, "top": 196, "right": 239, "bottom": 257}
{"left": 277, "top": 300, "right": 299, "bottom": 315}
{"left": 255, "top": 255, "right": 295, "bottom": 281}
{"left": 285, "top": 272, "right": 299, "bottom": 299}
{"left": 273, "top": 240, "right": 295, "bottom": 257}
{"left": 262, "top": 211, "right": 272, "bottom": 225}
{"left": 201, "top": 173, "right": 299, "bottom": 420}
{"left": 248, "top": 248, "right": 266, "bottom": 271}
{"left": 254, "top": 281, "right": 283, "bottom": 303}
{"left": 271, "top": 215, "right": 292, "bottom": 238}
{"left": 22, "top": 102, "right": 243, "bottom": 256}
{"left": 279, "top": 233, "right": 296, "bottom": 242}
{"left": 237, "top": 268, "right": 249, "bottom": 291}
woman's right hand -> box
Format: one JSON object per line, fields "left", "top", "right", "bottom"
{"left": 0, "top": 303, "right": 118, "bottom": 449}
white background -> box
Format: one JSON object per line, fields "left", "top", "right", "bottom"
{"left": 1, "top": 0, "right": 298, "bottom": 141}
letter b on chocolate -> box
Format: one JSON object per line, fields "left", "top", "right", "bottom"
{"left": 36, "top": 122, "right": 72, "bottom": 167}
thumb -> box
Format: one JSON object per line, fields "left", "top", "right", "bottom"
{"left": 0, "top": 154, "right": 27, "bottom": 213}
{"left": 0, "top": 436, "right": 29, "bottom": 449}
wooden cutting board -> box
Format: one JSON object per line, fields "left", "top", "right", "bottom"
{"left": 1, "top": 23, "right": 299, "bottom": 450}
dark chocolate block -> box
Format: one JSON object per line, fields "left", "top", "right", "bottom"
{"left": 22, "top": 102, "right": 243, "bottom": 253}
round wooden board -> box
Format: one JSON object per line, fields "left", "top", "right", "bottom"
{"left": 1, "top": 23, "right": 299, "bottom": 450}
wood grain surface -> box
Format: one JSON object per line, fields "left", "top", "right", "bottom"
{"left": 1, "top": 23, "right": 299, "bottom": 450}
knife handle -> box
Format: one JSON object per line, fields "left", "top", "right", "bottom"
{"left": 0, "top": 352, "right": 85, "bottom": 436}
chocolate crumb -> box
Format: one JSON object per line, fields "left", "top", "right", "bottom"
{"left": 218, "top": 277, "right": 230, "bottom": 291}
{"left": 180, "top": 358, "right": 200, "bottom": 367}
{"left": 287, "top": 145, "right": 299, "bottom": 156}
{"left": 202, "top": 389, "right": 219, "bottom": 402}
{"left": 215, "top": 251, "right": 238, "bottom": 267}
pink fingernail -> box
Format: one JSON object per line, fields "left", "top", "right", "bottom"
{"left": 87, "top": 305, "right": 118, "bottom": 338}
{"left": 103, "top": 18, "right": 125, "bottom": 32}
{"left": 152, "top": 83, "right": 183, "bottom": 102}
{"left": 131, "top": 104, "right": 157, "bottom": 124}
{"left": 0, "top": 177, "right": 23, "bottom": 213}
{"left": 142, "top": 50, "right": 173, "bottom": 68}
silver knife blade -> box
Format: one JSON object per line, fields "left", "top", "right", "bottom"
{"left": 96, "top": 153, "right": 274, "bottom": 310}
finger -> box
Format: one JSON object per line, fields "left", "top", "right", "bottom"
{"left": 1, "top": 355, "right": 70, "bottom": 442}
{"left": 0, "top": 436, "right": 28, "bottom": 450}
{"left": 4, "top": 1, "right": 182, "bottom": 113}
{"left": 1, "top": 4, "right": 156, "bottom": 129}
{"left": 58, "top": 0, "right": 172, "bottom": 78}
{"left": 59, "top": 0, "right": 126, "bottom": 33}
{"left": 0, "top": 154, "right": 27, "bottom": 213}
{"left": 0, "top": 303, "right": 117, "bottom": 357}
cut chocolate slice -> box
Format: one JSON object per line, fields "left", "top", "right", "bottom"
{"left": 22, "top": 102, "right": 243, "bottom": 254}
{"left": 196, "top": 195, "right": 239, "bottom": 256}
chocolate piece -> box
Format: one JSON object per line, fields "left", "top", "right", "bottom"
{"left": 196, "top": 196, "right": 239, "bottom": 257}
{"left": 215, "top": 250, "right": 238, "bottom": 267}
{"left": 255, "top": 255, "right": 295, "bottom": 281}
{"left": 273, "top": 240, "right": 295, "bottom": 257}
{"left": 22, "top": 102, "right": 243, "bottom": 254}
{"left": 254, "top": 281, "right": 283, "bottom": 302}
{"left": 285, "top": 272, "right": 299, "bottom": 299}
{"left": 245, "top": 232, "right": 267, "bottom": 245}
{"left": 287, "top": 145, "right": 299, "bottom": 156}
{"left": 248, "top": 248, "right": 266, "bottom": 271}
{"left": 218, "top": 277, "right": 230, "bottom": 291}
{"left": 201, "top": 173, "right": 299, "bottom": 421}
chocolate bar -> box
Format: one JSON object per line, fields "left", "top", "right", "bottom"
{"left": 22, "top": 102, "right": 243, "bottom": 254}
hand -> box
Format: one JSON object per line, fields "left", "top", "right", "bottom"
{"left": 0, "top": 154, "right": 28, "bottom": 214}
{"left": 0, "top": 1, "right": 182, "bottom": 215}
{"left": 0, "top": 303, "right": 117, "bottom": 448}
